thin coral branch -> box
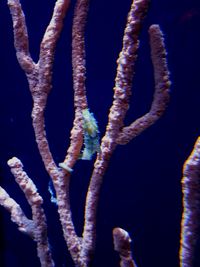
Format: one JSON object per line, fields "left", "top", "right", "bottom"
{"left": 31, "top": 0, "right": 70, "bottom": 176}
{"left": 7, "top": 0, "right": 35, "bottom": 73}
{"left": 0, "top": 186, "right": 34, "bottom": 236}
{"left": 106, "top": 0, "right": 150, "bottom": 145}
{"left": 38, "top": 0, "right": 70, "bottom": 97}
{"left": 8, "top": 157, "right": 43, "bottom": 207}
{"left": 179, "top": 136, "right": 200, "bottom": 267}
{"left": 57, "top": 0, "right": 92, "bottom": 265}
{"left": 113, "top": 228, "right": 137, "bottom": 267}
{"left": 117, "top": 24, "right": 170, "bottom": 145}
{"left": 81, "top": 0, "right": 150, "bottom": 262}
{"left": 6, "top": 0, "right": 172, "bottom": 266}
{"left": 7, "top": 157, "right": 54, "bottom": 267}
{"left": 60, "top": 0, "right": 89, "bottom": 172}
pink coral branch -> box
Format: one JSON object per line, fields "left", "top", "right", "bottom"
{"left": 31, "top": 0, "right": 70, "bottom": 176}
{"left": 117, "top": 24, "right": 170, "bottom": 145}
{"left": 180, "top": 136, "right": 200, "bottom": 267}
{"left": 81, "top": 0, "right": 151, "bottom": 261}
{"left": 58, "top": 1, "right": 91, "bottom": 265}
{"left": 113, "top": 228, "right": 137, "bottom": 267}
{"left": 7, "top": 157, "right": 54, "bottom": 267}
{"left": 7, "top": 0, "right": 35, "bottom": 73}
{"left": 0, "top": 186, "right": 34, "bottom": 236}
{"left": 7, "top": 0, "right": 70, "bottom": 176}
{"left": 61, "top": 0, "right": 89, "bottom": 172}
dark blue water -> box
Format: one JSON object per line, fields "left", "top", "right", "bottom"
{"left": 0, "top": 0, "right": 200, "bottom": 266}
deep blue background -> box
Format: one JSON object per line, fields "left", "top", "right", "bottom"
{"left": 0, "top": 0, "right": 200, "bottom": 266}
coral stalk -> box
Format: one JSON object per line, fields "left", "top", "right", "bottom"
{"left": 113, "top": 228, "right": 137, "bottom": 267}
{"left": 180, "top": 136, "right": 200, "bottom": 267}
{"left": 81, "top": 0, "right": 170, "bottom": 261}
{"left": 0, "top": 157, "right": 54, "bottom": 267}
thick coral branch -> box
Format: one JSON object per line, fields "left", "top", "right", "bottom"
{"left": 179, "top": 136, "right": 200, "bottom": 267}
{"left": 117, "top": 24, "right": 170, "bottom": 145}
{"left": 57, "top": 1, "right": 92, "bottom": 266}
{"left": 81, "top": 0, "right": 150, "bottom": 263}
{"left": 0, "top": 186, "right": 34, "bottom": 236}
{"left": 58, "top": 1, "right": 94, "bottom": 265}
{"left": 31, "top": 0, "right": 70, "bottom": 176}
{"left": 113, "top": 228, "right": 137, "bottom": 267}
{"left": 7, "top": 157, "right": 54, "bottom": 267}
{"left": 38, "top": 0, "right": 70, "bottom": 97}
{"left": 106, "top": 0, "right": 150, "bottom": 144}
{"left": 61, "top": 0, "right": 89, "bottom": 172}
{"left": 7, "top": 0, "right": 35, "bottom": 73}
